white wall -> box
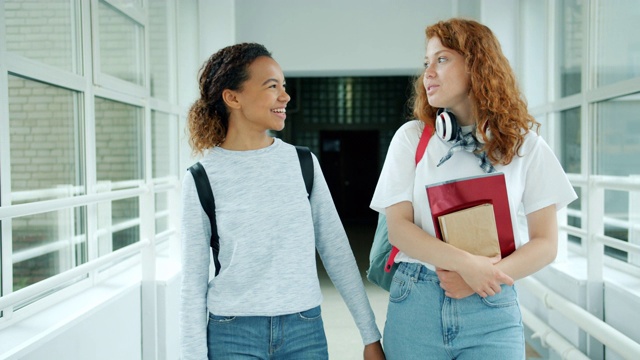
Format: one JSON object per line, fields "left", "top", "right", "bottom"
{"left": 198, "top": 0, "right": 236, "bottom": 65}
{"left": 21, "top": 286, "right": 142, "bottom": 360}
{"left": 233, "top": 0, "right": 454, "bottom": 76}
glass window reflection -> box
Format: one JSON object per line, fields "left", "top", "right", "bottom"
{"left": 557, "top": 0, "right": 584, "bottom": 97}
{"left": 596, "top": 0, "right": 640, "bottom": 86}
{"left": 8, "top": 76, "right": 84, "bottom": 204}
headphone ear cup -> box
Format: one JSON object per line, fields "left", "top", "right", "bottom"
{"left": 435, "top": 110, "right": 458, "bottom": 142}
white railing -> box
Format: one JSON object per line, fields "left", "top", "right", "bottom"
{"left": 0, "top": 239, "right": 149, "bottom": 311}
{"left": 520, "top": 277, "right": 640, "bottom": 359}
{"left": 521, "top": 307, "right": 591, "bottom": 360}
{"left": 1, "top": 180, "right": 179, "bottom": 314}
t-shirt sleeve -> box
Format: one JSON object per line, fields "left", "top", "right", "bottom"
{"left": 309, "top": 154, "right": 382, "bottom": 345}
{"left": 370, "top": 121, "right": 422, "bottom": 213}
{"left": 522, "top": 136, "right": 578, "bottom": 214}
{"left": 179, "top": 170, "right": 212, "bottom": 360}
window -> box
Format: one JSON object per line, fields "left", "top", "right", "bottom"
{"left": 0, "top": 0, "right": 180, "bottom": 320}
{"left": 560, "top": 107, "right": 581, "bottom": 174}
{"left": 556, "top": 0, "right": 584, "bottom": 98}
{"left": 594, "top": 93, "right": 640, "bottom": 176}
{"left": 596, "top": 0, "right": 640, "bottom": 86}
{"left": 96, "top": 0, "right": 144, "bottom": 85}
{"left": 4, "top": 0, "right": 80, "bottom": 73}
{"left": 94, "top": 97, "right": 143, "bottom": 185}
{"left": 151, "top": 110, "right": 177, "bottom": 180}
{"left": 149, "top": 0, "right": 172, "bottom": 100}
{"left": 8, "top": 76, "right": 84, "bottom": 204}
{"left": 520, "top": 0, "right": 547, "bottom": 107}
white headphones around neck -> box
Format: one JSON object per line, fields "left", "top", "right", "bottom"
{"left": 436, "top": 108, "right": 492, "bottom": 144}
{"left": 435, "top": 108, "right": 459, "bottom": 143}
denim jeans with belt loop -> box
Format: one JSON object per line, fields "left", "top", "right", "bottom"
{"left": 383, "top": 262, "right": 525, "bottom": 360}
{"left": 207, "top": 305, "right": 328, "bottom": 359}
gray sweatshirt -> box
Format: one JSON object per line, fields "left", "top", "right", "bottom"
{"left": 180, "top": 138, "right": 381, "bottom": 359}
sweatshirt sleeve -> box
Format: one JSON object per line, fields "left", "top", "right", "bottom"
{"left": 309, "top": 154, "right": 382, "bottom": 345}
{"left": 180, "top": 170, "right": 212, "bottom": 360}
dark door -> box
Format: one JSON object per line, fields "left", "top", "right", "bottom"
{"left": 319, "top": 130, "right": 379, "bottom": 224}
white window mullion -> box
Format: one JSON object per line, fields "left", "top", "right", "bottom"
{"left": 4, "top": 54, "right": 86, "bottom": 92}
{"left": 0, "top": 0, "right": 16, "bottom": 320}
{"left": 83, "top": 0, "right": 99, "bottom": 275}
{"left": 140, "top": 3, "right": 158, "bottom": 359}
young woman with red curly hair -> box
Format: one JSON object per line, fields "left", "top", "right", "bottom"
{"left": 370, "top": 19, "right": 577, "bottom": 359}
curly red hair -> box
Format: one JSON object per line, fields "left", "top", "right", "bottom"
{"left": 409, "top": 18, "right": 539, "bottom": 165}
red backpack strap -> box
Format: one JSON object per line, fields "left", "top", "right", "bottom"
{"left": 415, "top": 123, "right": 434, "bottom": 164}
{"left": 385, "top": 123, "right": 434, "bottom": 272}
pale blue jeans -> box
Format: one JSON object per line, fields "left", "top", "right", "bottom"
{"left": 207, "top": 305, "right": 328, "bottom": 359}
{"left": 383, "top": 262, "right": 525, "bottom": 360}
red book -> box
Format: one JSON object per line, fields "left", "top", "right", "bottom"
{"left": 426, "top": 172, "right": 516, "bottom": 257}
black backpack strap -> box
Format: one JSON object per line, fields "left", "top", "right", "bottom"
{"left": 187, "top": 162, "right": 221, "bottom": 276}
{"left": 295, "top": 146, "right": 314, "bottom": 199}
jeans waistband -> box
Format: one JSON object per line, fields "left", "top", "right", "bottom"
{"left": 396, "top": 262, "right": 438, "bottom": 282}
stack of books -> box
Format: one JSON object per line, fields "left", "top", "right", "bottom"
{"left": 426, "top": 172, "right": 515, "bottom": 258}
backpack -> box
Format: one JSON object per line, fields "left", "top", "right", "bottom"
{"left": 187, "top": 146, "right": 314, "bottom": 276}
{"left": 366, "top": 124, "right": 433, "bottom": 291}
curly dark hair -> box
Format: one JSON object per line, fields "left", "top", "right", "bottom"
{"left": 187, "top": 43, "right": 272, "bottom": 154}
{"left": 409, "top": 18, "right": 539, "bottom": 165}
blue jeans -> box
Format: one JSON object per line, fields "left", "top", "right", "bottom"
{"left": 383, "top": 262, "right": 524, "bottom": 360}
{"left": 207, "top": 305, "right": 328, "bottom": 359}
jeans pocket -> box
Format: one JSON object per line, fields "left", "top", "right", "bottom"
{"left": 208, "top": 313, "right": 236, "bottom": 323}
{"left": 481, "top": 285, "right": 518, "bottom": 308}
{"left": 389, "top": 274, "right": 412, "bottom": 303}
{"left": 298, "top": 305, "right": 322, "bottom": 320}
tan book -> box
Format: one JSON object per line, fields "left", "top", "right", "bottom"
{"left": 437, "top": 203, "right": 501, "bottom": 258}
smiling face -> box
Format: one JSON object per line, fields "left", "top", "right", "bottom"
{"left": 422, "top": 36, "right": 472, "bottom": 123}
{"left": 231, "top": 56, "right": 290, "bottom": 132}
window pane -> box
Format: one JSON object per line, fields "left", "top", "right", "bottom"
{"left": 568, "top": 187, "right": 582, "bottom": 245}
{"left": 8, "top": 76, "right": 84, "bottom": 204}
{"left": 98, "top": 0, "right": 144, "bottom": 85}
{"left": 95, "top": 97, "right": 143, "bottom": 184}
{"left": 149, "top": 0, "right": 171, "bottom": 100}
{"left": 596, "top": 0, "right": 640, "bottom": 86}
{"left": 97, "top": 197, "right": 139, "bottom": 255}
{"left": 604, "top": 190, "right": 628, "bottom": 261}
{"left": 112, "top": 198, "right": 139, "bottom": 251}
{"left": 155, "top": 192, "right": 168, "bottom": 234}
{"left": 151, "top": 110, "right": 175, "bottom": 179}
{"left": 595, "top": 93, "right": 640, "bottom": 176}
{"left": 556, "top": 0, "right": 584, "bottom": 97}
{"left": 4, "top": 0, "right": 78, "bottom": 72}
{"left": 560, "top": 108, "right": 581, "bottom": 173}
{"left": 12, "top": 207, "right": 87, "bottom": 291}
{"left": 520, "top": 0, "right": 547, "bottom": 107}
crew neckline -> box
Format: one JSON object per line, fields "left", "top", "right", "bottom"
{"left": 211, "top": 137, "right": 281, "bottom": 156}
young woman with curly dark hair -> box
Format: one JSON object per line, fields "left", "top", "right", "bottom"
{"left": 370, "top": 19, "right": 577, "bottom": 359}
{"left": 180, "top": 43, "right": 384, "bottom": 360}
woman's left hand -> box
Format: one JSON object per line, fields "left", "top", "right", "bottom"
{"left": 363, "top": 340, "right": 385, "bottom": 360}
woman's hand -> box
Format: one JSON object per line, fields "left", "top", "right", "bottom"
{"left": 363, "top": 340, "right": 385, "bottom": 360}
{"left": 436, "top": 268, "right": 475, "bottom": 299}
{"left": 454, "top": 254, "right": 513, "bottom": 298}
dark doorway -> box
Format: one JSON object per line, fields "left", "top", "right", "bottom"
{"left": 319, "top": 130, "right": 379, "bottom": 224}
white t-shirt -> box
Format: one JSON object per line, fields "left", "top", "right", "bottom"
{"left": 370, "top": 120, "right": 578, "bottom": 270}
